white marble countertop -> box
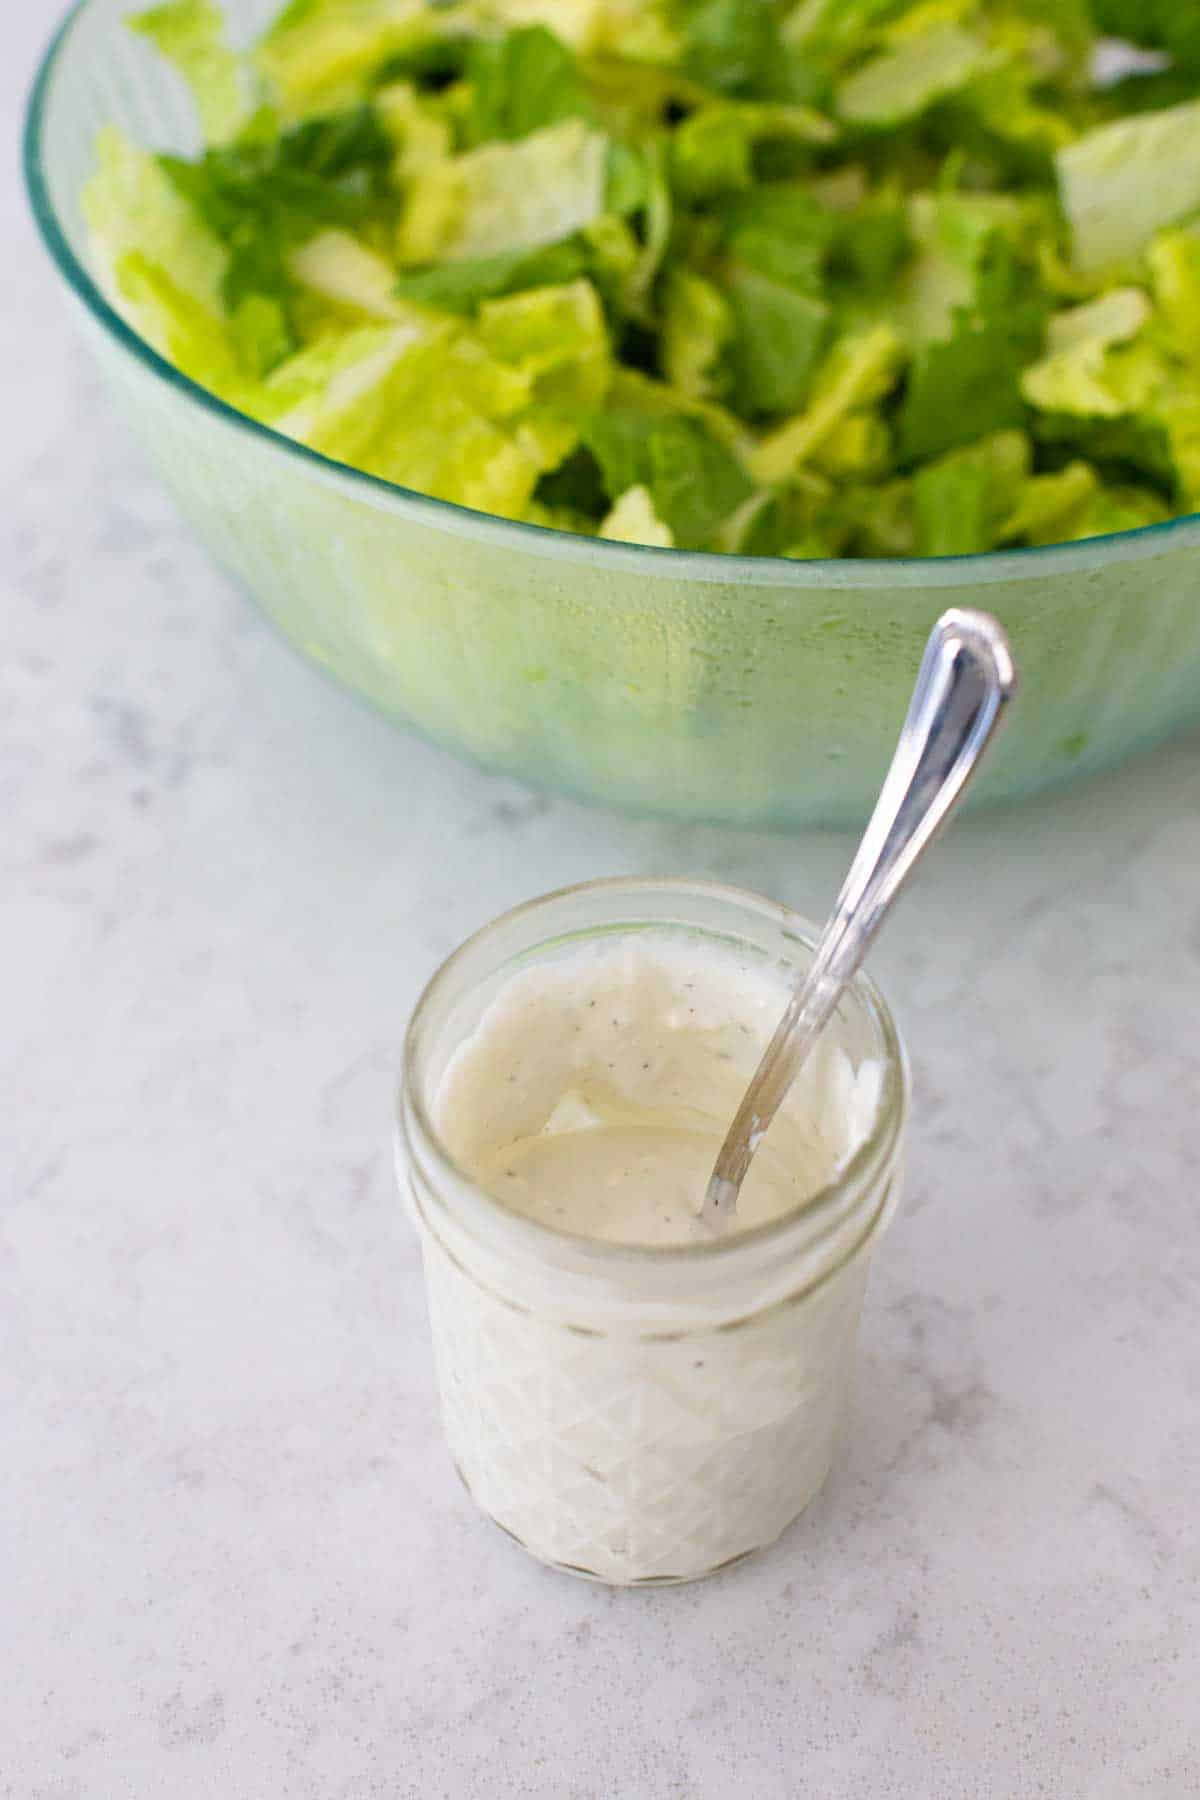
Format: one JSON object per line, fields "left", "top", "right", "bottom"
{"left": 6, "top": 12, "right": 1200, "bottom": 1795}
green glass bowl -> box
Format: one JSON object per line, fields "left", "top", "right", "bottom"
{"left": 25, "top": 0, "right": 1200, "bottom": 827}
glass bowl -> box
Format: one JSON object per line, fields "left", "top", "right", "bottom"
{"left": 24, "top": 0, "right": 1200, "bottom": 827}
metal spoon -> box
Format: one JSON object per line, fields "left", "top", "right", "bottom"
{"left": 704, "top": 607, "right": 1018, "bottom": 1225}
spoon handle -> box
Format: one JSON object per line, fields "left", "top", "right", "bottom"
{"left": 706, "top": 608, "right": 1018, "bottom": 1219}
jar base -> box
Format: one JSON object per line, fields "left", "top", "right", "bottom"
{"left": 455, "top": 1459, "right": 813, "bottom": 1588}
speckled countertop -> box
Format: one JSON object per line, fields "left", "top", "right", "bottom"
{"left": 6, "top": 10, "right": 1200, "bottom": 1797}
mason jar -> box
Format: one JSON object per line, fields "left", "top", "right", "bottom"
{"left": 397, "top": 878, "right": 908, "bottom": 1586}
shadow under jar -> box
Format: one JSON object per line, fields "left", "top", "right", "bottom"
{"left": 397, "top": 878, "right": 909, "bottom": 1585}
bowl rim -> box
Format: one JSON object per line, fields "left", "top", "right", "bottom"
{"left": 23, "top": 0, "right": 1200, "bottom": 590}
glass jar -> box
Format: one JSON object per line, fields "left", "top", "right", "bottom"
{"left": 397, "top": 879, "right": 908, "bottom": 1586}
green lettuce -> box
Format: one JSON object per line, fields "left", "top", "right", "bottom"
{"left": 254, "top": 0, "right": 455, "bottom": 120}
{"left": 912, "top": 429, "right": 1031, "bottom": 555}
{"left": 398, "top": 118, "right": 609, "bottom": 262}
{"left": 749, "top": 323, "right": 902, "bottom": 482}
{"left": 599, "top": 483, "right": 674, "bottom": 545}
{"left": 89, "top": 0, "right": 1200, "bottom": 558}
{"left": 582, "top": 402, "right": 754, "bottom": 547}
{"left": 1062, "top": 484, "right": 1170, "bottom": 538}
{"left": 725, "top": 269, "right": 830, "bottom": 415}
{"left": 265, "top": 317, "right": 577, "bottom": 515}
{"left": 1021, "top": 287, "right": 1152, "bottom": 416}
{"left": 660, "top": 267, "right": 733, "bottom": 398}
{"left": 1148, "top": 229, "right": 1200, "bottom": 365}
{"left": 669, "top": 101, "right": 836, "bottom": 201}
{"left": 997, "top": 460, "right": 1099, "bottom": 544}
{"left": 1057, "top": 100, "right": 1200, "bottom": 273}
{"left": 463, "top": 25, "right": 594, "bottom": 145}
{"left": 158, "top": 102, "right": 396, "bottom": 369}
{"left": 680, "top": 0, "right": 825, "bottom": 103}
{"left": 475, "top": 278, "right": 611, "bottom": 411}
{"left": 129, "top": 0, "right": 256, "bottom": 143}
{"left": 835, "top": 23, "right": 997, "bottom": 127}
{"left": 86, "top": 124, "right": 229, "bottom": 315}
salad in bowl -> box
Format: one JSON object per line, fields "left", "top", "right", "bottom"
{"left": 25, "top": 0, "right": 1200, "bottom": 824}
{"left": 85, "top": 0, "right": 1200, "bottom": 559}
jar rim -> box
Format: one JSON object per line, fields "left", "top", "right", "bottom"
{"left": 397, "top": 876, "right": 909, "bottom": 1272}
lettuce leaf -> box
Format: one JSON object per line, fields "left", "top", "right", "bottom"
{"left": 114, "top": 252, "right": 247, "bottom": 396}
{"left": 900, "top": 317, "right": 1026, "bottom": 463}
{"left": 660, "top": 267, "right": 733, "bottom": 398}
{"left": 129, "top": 0, "right": 256, "bottom": 144}
{"left": 93, "top": 0, "right": 1200, "bottom": 555}
{"left": 897, "top": 218, "right": 1048, "bottom": 463}
{"left": 261, "top": 318, "right": 437, "bottom": 454}
{"left": 463, "top": 25, "right": 594, "bottom": 146}
{"left": 1148, "top": 229, "right": 1200, "bottom": 366}
{"left": 812, "top": 409, "right": 890, "bottom": 477}
{"left": 1057, "top": 101, "right": 1200, "bottom": 273}
{"left": 478, "top": 0, "right": 611, "bottom": 55}
{"left": 835, "top": 23, "right": 996, "bottom": 127}
{"left": 1157, "top": 393, "right": 1200, "bottom": 507}
{"left": 158, "top": 100, "right": 396, "bottom": 369}
{"left": 912, "top": 430, "right": 1031, "bottom": 555}
{"left": 393, "top": 239, "right": 590, "bottom": 312}
{"left": 997, "top": 460, "right": 1099, "bottom": 544}
{"left": 581, "top": 406, "right": 754, "bottom": 547}
{"left": 750, "top": 323, "right": 902, "bottom": 482}
{"left": 1061, "top": 484, "right": 1170, "bottom": 539}
{"left": 398, "top": 118, "right": 609, "bottom": 262}
{"left": 1021, "top": 289, "right": 1153, "bottom": 417}
{"left": 85, "top": 125, "right": 229, "bottom": 316}
{"left": 475, "top": 278, "right": 611, "bottom": 411}
{"left": 599, "top": 484, "right": 674, "bottom": 545}
{"left": 254, "top": 0, "right": 453, "bottom": 120}
{"left": 680, "top": 0, "right": 812, "bottom": 101}
{"left": 287, "top": 226, "right": 411, "bottom": 318}
{"left": 263, "top": 316, "right": 580, "bottom": 516}
{"left": 669, "top": 101, "right": 836, "bottom": 201}
{"left": 721, "top": 183, "right": 836, "bottom": 289}
{"left": 374, "top": 79, "right": 453, "bottom": 172}
{"left": 724, "top": 268, "right": 830, "bottom": 415}
{"left": 838, "top": 476, "right": 915, "bottom": 556}
{"left": 830, "top": 188, "right": 911, "bottom": 290}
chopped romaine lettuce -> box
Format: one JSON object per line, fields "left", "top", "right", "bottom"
{"left": 463, "top": 25, "right": 593, "bottom": 145}
{"left": 1057, "top": 100, "right": 1200, "bottom": 273}
{"left": 88, "top": 0, "right": 1200, "bottom": 555}
{"left": 660, "top": 267, "right": 733, "bottom": 399}
{"left": 725, "top": 268, "right": 830, "bottom": 415}
{"left": 398, "top": 119, "right": 609, "bottom": 262}
{"left": 254, "top": 0, "right": 453, "bottom": 120}
{"left": 85, "top": 125, "right": 229, "bottom": 316}
{"left": 750, "top": 324, "right": 902, "bottom": 482}
{"left": 129, "top": 0, "right": 256, "bottom": 144}
{"left": 475, "top": 278, "right": 611, "bottom": 410}
{"left": 836, "top": 24, "right": 996, "bottom": 126}
{"left": 1064, "top": 484, "right": 1170, "bottom": 539}
{"left": 287, "top": 226, "right": 410, "bottom": 317}
{"left": 599, "top": 484, "right": 674, "bottom": 545}
{"left": 997, "top": 460, "right": 1098, "bottom": 544}
{"left": 912, "top": 429, "right": 1030, "bottom": 554}
{"left": 1147, "top": 229, "right": 1200, "bottom": 364}
{"left": 582, "top": 404, "right": 754, "bottom": 547}
{"left": 670, "top": 101, "right": 836, "bottom": 201}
